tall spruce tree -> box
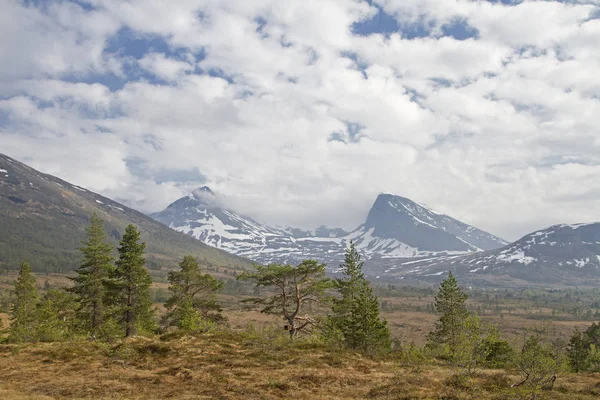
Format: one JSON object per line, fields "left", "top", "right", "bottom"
{"left": 9, "top": 260, "right": 39, "bottom": 342}
{"left": 70, "top": 213, "right": 114, "bottom": 335}
{"left": 109, "top": 224, "right": 156, "bottom": 337}
{"left": 427, "top": 271, "right": 469, "bottom": 360}
{"left": 329, "top": 241, "right": 391, "bottom": 352}
{"left": 164, "top": 255, "right": 224, "bottom": 330}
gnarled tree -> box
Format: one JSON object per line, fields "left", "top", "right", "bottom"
{"left": 237, "top": 260, "right": 332, "bottom": 340}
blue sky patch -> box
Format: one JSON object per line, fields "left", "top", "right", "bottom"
{"left": 352, "top": 4, "right": 400, "bottom": 37}
{"left": 441, "top": 18, "right": 479, "bottom": 40}
{"left": 106, "top": 28, "right": 174, "bottom": 60}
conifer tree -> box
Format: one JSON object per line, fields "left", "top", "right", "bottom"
{"left": 238, "top": 260, "right": 332, "bottom": 340}
{"left": 9, "top": 260, "right": 39, "bottom": 342}
{"left": 329, "top": 241, "right": 391, "bottom": 352}
{"left": 164, "top": 255, "right": 224, "bottom": 330}
{"left": 35, "top": 294, "right": 64, "bottom": 342}
{"left": 567, "top": 327, "right": 589, "bottom": 372}
{"left": 70, "top": 213, "right": 114, "bottom": 335}
{"left": 109, "top": 224, "right": 156, "bottom": 337}
{"left": 427, "top": 271, "right": 469, "bottom": 360}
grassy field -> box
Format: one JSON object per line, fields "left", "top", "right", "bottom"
{"left": 1, "top": 331, "right": 600, "bottom": 400}
{"left": 2, "top": 270, "right": 600, "bottom": 399}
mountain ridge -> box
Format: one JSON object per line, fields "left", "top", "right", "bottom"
{"left": 0, "top": 153, "right": 252, "bottom": 272}
{"left": 374, "top": 222, "right": 600, "bottom": 286}
{"left": 151, "top": 186, "right": 508, "bottom": 268}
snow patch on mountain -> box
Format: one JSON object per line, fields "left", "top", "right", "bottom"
{"left": 151, "top": 188, "right": 508, "bottom": 269}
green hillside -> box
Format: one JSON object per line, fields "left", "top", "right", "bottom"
{"left": 0, "top": 153, "right": 252, "bottom": 273}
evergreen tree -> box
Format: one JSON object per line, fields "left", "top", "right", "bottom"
{"left": 34, "top": 289, "right": 78, "bottom": 342}
{"left": 584, "top": 322, "right": 600, "bottom": 348}
{"left": 109, "top": 224, "right": 156, "bottom": 337}
{"left": 70, "top": 213, "right": 114, "bottom": 335}
{"left": 329, "top": 241, "right": 391, "bottom": 352}
{"left": 427, "top": 271, "right": 469, "bottom": 360}
{"left": 238, "top": 260, "right": 332, "bottom": 340}
{"left": 164, "top": 255, "right": 224, "bottom": 330}
{"left": 9, "top": 260, "right": 39, "bottom": 342}
{"left": 567, "top": 327, "right": 589, "bottom": 372}
{"left": 35, "top": 294, "right": 63, "bottom": 342}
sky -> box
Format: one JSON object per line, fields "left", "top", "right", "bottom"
{"left": 1, "top": 0, "right": 599, "bottom": 241}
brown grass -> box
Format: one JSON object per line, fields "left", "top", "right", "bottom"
{"left": 1, "top": 333, "right": 599, "bottom": 400}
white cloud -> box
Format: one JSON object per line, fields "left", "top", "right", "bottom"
{"left": 0, "top": 0, "right": 121, "bottom": 81}
{"left": 138, "top": 53, "right": 194, "bottom": 81}
{"left": 1, "top": 0, "right": 600, "bottom": 241}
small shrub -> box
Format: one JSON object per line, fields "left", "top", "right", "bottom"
{"left": 482, "top": 338, "right": 514, "bottom": 369}
{"left": 398, "top": 343, "right": 429, "bottom": 373}
{"left": 135, "top": 342, "right": 171, "bottom": 356}
{"left": 444, "top": 373, "right": 473, "bottom": 390}
{"left": 266, "top": 379, "right": 291, "bottom": 391}
{"left": 320, "top": 352, "right": 345, "bottom": 367}
{"left": 479, "top": 372, "right": 512, "bottom": 391}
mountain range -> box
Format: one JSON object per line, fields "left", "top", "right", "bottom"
{"left": 152, "top": 186, "right": 600, "bottom": 286}
{"left": 0, "top": 153, "right": 251, "bottom": 272}
{"left": 375, "top": 222, "right": 600, "bottom": 286}
{"left": 151, "top": 186, "right": 508, "bottom": 268}
{"left": 2, "top": 152, "right": 600, "bottom": 287}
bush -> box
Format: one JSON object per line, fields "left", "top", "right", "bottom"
{"left": 510, "top": 331, "right": 565, "bottom": 393}
{"left": 482, "top": 337, "right": 514, "bottom": 369}
{"left": 398, "top": 343, "right": 430, "bottom": 373}
{"left": 444, "top": 373, "right": 473, "bottom": 390}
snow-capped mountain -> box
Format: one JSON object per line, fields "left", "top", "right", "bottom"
{"left": 377, "top": 222, "right": 600, "bottom": 286}
{"left": 347, "top": 194, "right": 508, "bottom": 258}
{"left": 151, "top": 188, "right": 507, "bottom": 268}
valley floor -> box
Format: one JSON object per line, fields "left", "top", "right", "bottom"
{"left": 1, "top": 332, "right": 600, "bottom": 400}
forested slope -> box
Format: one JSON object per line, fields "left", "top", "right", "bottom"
{"left": 0, "top": 153, "right": 251, "bottom": 273}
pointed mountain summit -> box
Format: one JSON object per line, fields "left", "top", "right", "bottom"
{"left": 356, "top": 193, "right": 507, "bottom": 253}
{"left": 152, "top": 189, "right": 507, "bottom": 267}
{"left": 191, "top": 186, "right": 216, "bottom": 201}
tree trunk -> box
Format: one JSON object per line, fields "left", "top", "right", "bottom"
{"left": 125, "top": 287, "right": 133, "bottom": 337}
{"left": 288, "top": 318, "right": 297, "bottom": 341}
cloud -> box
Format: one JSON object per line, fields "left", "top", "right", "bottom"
{"left": 1, "top": 0, "right": 600, "bottom": 241}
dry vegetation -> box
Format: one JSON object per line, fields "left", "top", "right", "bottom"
{"left": 3, "top": 271, "right": 600, "bottom": 399}
{"left": 1, "top": 331, "right": 600, "bottom": 400}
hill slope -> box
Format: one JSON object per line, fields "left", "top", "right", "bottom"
{"left": 0, "top": 153, "right": 251, "bottom": 272}
{"left": 376, "top": 223, "right": 600, "bottom": 286}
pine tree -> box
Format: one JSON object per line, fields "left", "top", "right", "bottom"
{"left": 329, "top": 241, "right": 391, "bottom": 352}
{"left": 34, "top": 295, "right": 64, "bottom": 342}
{"left": 427, "top": 271, "right": 469, "bottom": 360}
{"left": 238, "top": 260, "right": 332, "bottom": 340}
{"left": 9, "top": 260, "right": 39, "bottom": 342}
{"left": 567, "top": 327, "right": 589, "bottom": 372}
{"left": 164, "top": 255, "right": 224, "bottom": 330}
{"left": 70, "top": 213, "right": 114, "bottom": 336}
{"left": 109, "top": 224, "right": 156, "bottom": 337}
